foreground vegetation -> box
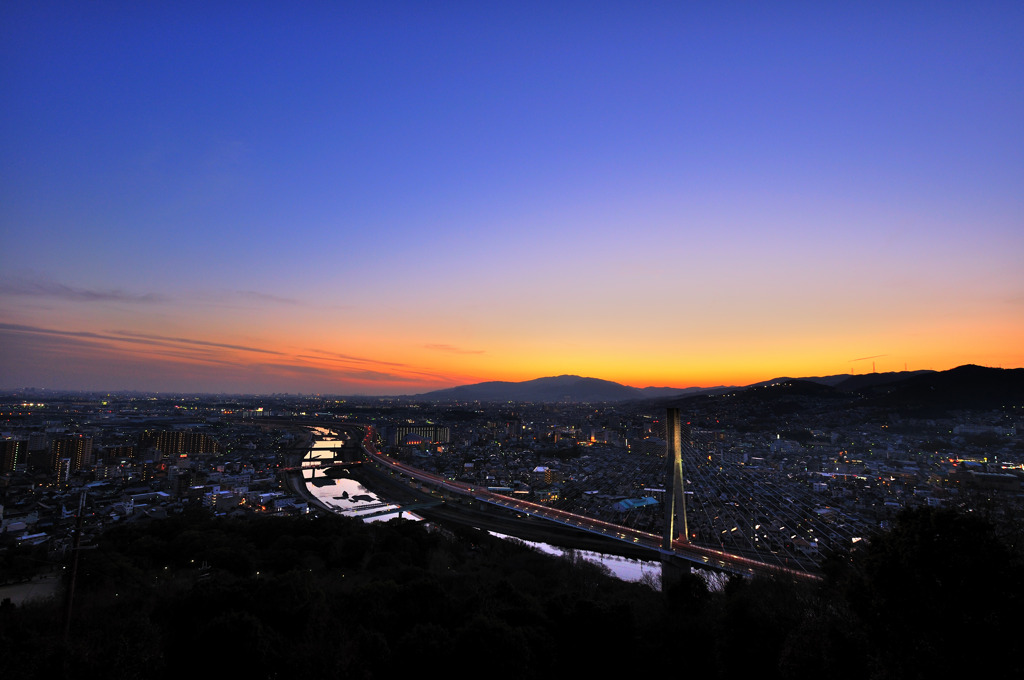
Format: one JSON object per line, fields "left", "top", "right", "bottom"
{"left": 1, "top": 507, "right": 1021, "bottom": 679}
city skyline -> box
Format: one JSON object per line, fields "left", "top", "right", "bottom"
{"left": 3, "top": 3, "right": 1023, "bottom": 395}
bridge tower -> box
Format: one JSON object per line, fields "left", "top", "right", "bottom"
{"left": 662, "top": 408, "right": 689, "bottom": 549}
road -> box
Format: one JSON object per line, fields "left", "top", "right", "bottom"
{"left": 358, "top": 428, "right": 820, "bottom": 581}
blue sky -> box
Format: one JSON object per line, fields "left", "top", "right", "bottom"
{"left": 2, "top": 2, "right": 1022, "bottom": 393}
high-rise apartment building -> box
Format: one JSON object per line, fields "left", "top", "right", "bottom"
{"left": 142, "top": 430, "right": 219, "bottom": 456}
{"left": 1, "top": 439, "right": 28, "bottom": 473}
{"left": 392, "top": 424, "right": 451, "bottom": 446}
{"left": 51, "top": 435, "right": 94, "bottom": 472}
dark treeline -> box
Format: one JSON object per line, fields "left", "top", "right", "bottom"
{"left": 1, "top": 507, "right": 1020, "bottom": 679}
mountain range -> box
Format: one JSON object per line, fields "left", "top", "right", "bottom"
{"left": 415, "top": 375, "right": 705, "bottom": 402}
{"left": 416, "top": 365, "right": 1024, "bottom": 409}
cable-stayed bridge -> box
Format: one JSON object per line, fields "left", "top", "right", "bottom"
{"left": 354, "top": 411, "right": 842, "bottom": 581}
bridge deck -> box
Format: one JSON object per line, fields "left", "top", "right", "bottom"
{"left": 359, "top": 435, "right": 819, "bottom": 581}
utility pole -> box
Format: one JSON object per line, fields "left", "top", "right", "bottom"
{"left": 62, "top": 490, "right": 87, "bottom": 643}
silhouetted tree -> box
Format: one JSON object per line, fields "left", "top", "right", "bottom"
{"left": 838, "top": 507, "right": 1023, "bottom": 679}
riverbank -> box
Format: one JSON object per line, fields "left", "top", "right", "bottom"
{"left": 357, "top": 460, "right": 661, "bottom": 561}
{"left": 278, "top": 430, "right": 341, "bottom": 514}
{"left": 280, "top": 425, "right": 661, "bottom": 561}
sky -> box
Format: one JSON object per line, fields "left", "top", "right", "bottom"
{"left": 2, "top": 2, "right": 1023, "bottom": 395}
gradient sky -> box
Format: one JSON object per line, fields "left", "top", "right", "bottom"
{"left": 2, "top": 2, "right": 1023, "bottom": 395}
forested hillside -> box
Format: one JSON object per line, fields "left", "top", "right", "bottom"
{"left": 1, "top": 508, "right": 1020, "bottom": 679}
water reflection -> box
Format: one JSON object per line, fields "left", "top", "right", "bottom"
{"left": 303, "top": 431, "right": 420, "bottom": 522}
{"left": 488, "top": 531, "right": 662, "bottom": 584}
{"left": 303, "top": 429, "right": 659, "bottom": 582}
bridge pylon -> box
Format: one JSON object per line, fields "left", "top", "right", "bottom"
{"left": 663, "top": 408, "right": 689, "bottom": 550}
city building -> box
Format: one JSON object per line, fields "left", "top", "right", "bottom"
{"left": 1, "top": 438, "right": 27, "bottom": 473}
{"left": 51, "top": 435, "right": 94, "bottom": 472}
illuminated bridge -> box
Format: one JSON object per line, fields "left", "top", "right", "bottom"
{"left": 355, "top": 412, "right": 825, "bottom": 582}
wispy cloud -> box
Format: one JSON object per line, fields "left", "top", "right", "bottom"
{"left": 0, "top": 323, "right": 127, "bottom": 343}
{"left": 235, "top": 290, "right": 300, "bottom": 305}
{"left": 0, "top": 325, "right": 244, "bottom": 371}
{"left": 0, "top": 323, "right": 457, "bottom": 392}
{"left": 297, "top": 353, "right": 459, "bottom": 384}
{"left": 304, "top": 349, "right": 410, "bottom": 368}
{"left": 0, "top": 324, "right": 120, "bottom": 353}
{"left": 2, "top": 279, "right": 166, "bottom": 303}
{"left": 111, "top": 330, "right": 286, "bottom": 355}
{"left": 256, "top": 362, "right": 416, "bottom": 383}
{"left": 424, "top": 343, "right": 485, "bottom": 355}
{"left": 0, "top": 324, "right": 273, "bottom": 360}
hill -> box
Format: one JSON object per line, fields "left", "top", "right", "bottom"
{"left": 412, "top": 365, "right": 1021, "bottom": 408}
{"left": 2, "top": 509, "right": 1019, "bottom": 679}
{"left": 859, "top": 364, "right": 1024, "bottom": 412}
{"left": 416, "top": 375, "right": 702, "bottom": 402}
{"left": 659, "top": 365, "right": 1023, "bottom": 418}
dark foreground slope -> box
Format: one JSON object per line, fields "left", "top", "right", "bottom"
{"left": 1, "top": 508, "right": 1020, "bottom": 680}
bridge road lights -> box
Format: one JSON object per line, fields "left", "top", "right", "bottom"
{"left": 663, "top": 408, "right": 689, "bottom": 550}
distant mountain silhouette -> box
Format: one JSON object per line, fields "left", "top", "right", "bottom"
{"left": 832, "top": 370, "right": 934, "bottom": 392}
{"left": 662, "top": 378, "right": 850, "bottom": 415}
{"left": 660, "top": 365, "right": 1022, "bottom": 416}
{"left": 413, "top": 366, "right": 1021, "bottom": 408}
{"left": 748, "top": 374, "right": 850, "bottom": 388}
{"left": 748, "top": 370, "right": 934, "bottom": 390}
{"left": 416, "top": 375, "right": 704, "bottom": 403}
{"left": 858, "top": 364, "right": 1024, "bottom": 411}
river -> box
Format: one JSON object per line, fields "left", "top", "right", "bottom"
{"left": 301, "top": 427, "right": 662, "bottom": 584}
{"left": 302, "top": 428, "right": 420, "bottom": 522}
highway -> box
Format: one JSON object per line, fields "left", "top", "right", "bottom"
{"left": 358, "top": 428, "right": 820, "bottom": 581}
